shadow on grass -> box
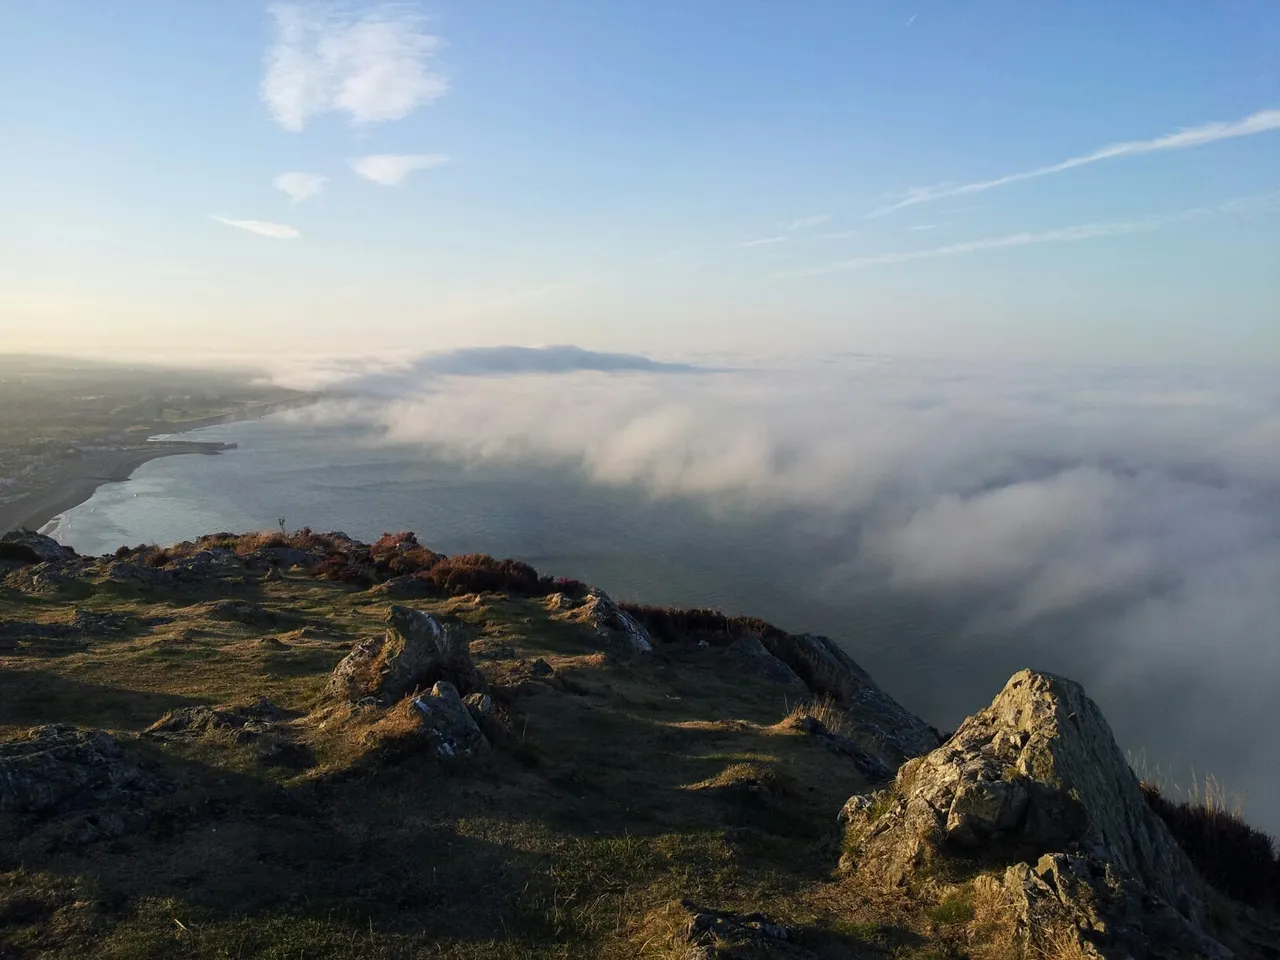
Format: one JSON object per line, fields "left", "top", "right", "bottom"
{"left": 0, "top": 669, "right": 209, "bottom": 733}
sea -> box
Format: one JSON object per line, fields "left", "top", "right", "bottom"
{"left": 45, "top": 413, "right": 1280, "bottom": 833}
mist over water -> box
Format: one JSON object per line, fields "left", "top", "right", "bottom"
{"left": 52, "top": 353, "right": 1280, "bottom": 832}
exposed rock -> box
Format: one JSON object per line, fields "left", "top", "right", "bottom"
{"left": 726, "top": 635, "right": 805, "bottom": 687}
{"left": 463, "top": 692, "right": 493, "bottom": 723}
{"left": 3, "top": 562, "right": 76, "bottom": 595}
{"left": 841, "top": 669, "right": 1227, "bottom": 959}
{"left": 166, "top": 548, "right": 243, "bottom": 581}
{"left": 243, "top": 546, "right": 320, "bottom": 569}
{"left": 368, "top": 575, "right": 433, "bottom": 599}
{"left": 679, "top": 900, "right": 816, "bottom": 960}
{"left": 542, "top": 592, "right": 578, "bottom": 611}
{"left": 759, "top": 632, "right": 939, "bottom": 766}
{"left": 786, "top": 715, "right": 893, "bottom": 781}
{"left": 0, "top": 530, "right": 75, "bottom": 564}
{"left": 200, "top": 599, "right": 275, "bottom": 626}
{"left": 411, "top": 681, "right": 489, "bottom": 760}
{"left": 146, "top": 697, "right": 289, "bottom": 738}
{"left": 102, "top": 559, "right": 177, "bottom": 588}
{"left": 0, "top": 725, "right": 166, "bottom": 846}
{"left": 569, "top": 591, "right": 653, "bottom": 654}
{"left": 325, "top": 605, "right": 482, "bottom": 705}
{"left": 530, "top": 657, "right": 554, "bottom": 678}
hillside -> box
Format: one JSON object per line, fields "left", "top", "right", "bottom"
{"left": 1, "top": 529, "right": 1277, "bottom": 959}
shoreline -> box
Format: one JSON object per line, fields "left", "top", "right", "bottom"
{"left": 0, "top": 399, "right": 313, "bottom": 538}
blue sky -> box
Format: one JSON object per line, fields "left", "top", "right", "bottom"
{"left": 1, "top": 1, "right": 1277, "bottom": 363}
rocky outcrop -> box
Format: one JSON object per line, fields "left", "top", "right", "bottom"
{"left": 147, "top": 697, "right": 289, "bottom": 737}
{"left": 325, "top": 605, "right": 482, "bottom": 705}
{"left": 757, "top": 632, "right": 939, "bottom": 766}
{"left": 726, "top": 635, "right": 806, "bottom": 687}
{"left": 368, "top": 575, "right": 433, "bottom": 599}
{"left": 840, "top": 669, "right": 1228, "bottom": 959}
{"left": 570, "top": 591, "right": 653, "bottom": 654}
{"left": 0, "top": 530, "right": 75, "bottom": 564}
{"left": 0, "top": 725, "right": 167, "bottom": 846}
{"left": 411, "top": 682, "right": 489, "bottom": 760}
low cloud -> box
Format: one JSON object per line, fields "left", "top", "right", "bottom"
{"left": 262, "top": 2, "right": 447, "bottom": 131}
{"left": 266, "top": 350, "right": 1280, "bottom": 828}
{"left": 274, "top": 171, "right": 327, "bottom": 202}
{"left": 351, "top": 152, "right": 450, "bottom": 185}
{"left": 209, "top": 215, "right": 299, "bottom": 239}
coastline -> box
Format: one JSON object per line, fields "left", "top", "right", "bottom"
{"left": 0, "top": 399, "right": 312, "bottom": 538}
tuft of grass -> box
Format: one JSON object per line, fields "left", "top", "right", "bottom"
{"left": 926, "top": 890, "right": 974, "bottom": 926}
{"left": 781, "top": 694, "right": 850, "bottom": 737}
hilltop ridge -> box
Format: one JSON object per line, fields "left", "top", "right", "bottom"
{"left": 1, "top": 528, "right": 1278, "bottom": 959}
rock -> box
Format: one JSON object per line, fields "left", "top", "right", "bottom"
{"left": 200, "top": 599, "right": 275, "bottom": 626}
{"left": 787, "top": 715, "right": 893, "bottom": 780}
{"left": 726, "top": 635, "right": 806, "bottom": 687}
{"left": 0, "top": 530, "right": 74, "bottom": 564}
{"left": 679, "top": 900, "right": 816, "bottom": 960}
{"left": 243, "top": 546, "right": 320, "bottom": 569}
{"left": 368, "top": 575, "right": 433, "bottom": 599}
{"left": 166, "top": 549, "right": 242, "bottom": 581}
{"left": 3, "top": 562, "right": 78, "bottom": 596}
{"left": 262, "top": 565, "right": 284, "bottom": 582}
{"left": 840, "top": 669, "right": 1227, "bottom": 959}
{"left": 570, "top": 591, "right": 653, "bottom": 654}
{"left": 146, "top": 697, "right": 288, "bottom": 738}
{"left": 530, "top": 657, "right": 554, "bottom": 678}
{"left": 411, "top": 682, "right": 489, "bottom": 760}
{"left": 757, "top": 632, "right": 939, "bottom": 766}
{"left": 543, "top": 592, "right": 578, "bottom": 611}
{"left": 0, "top": 725, "right": 166, "bottom": 846}
{"left": 463, "top": 692, "right": 493, "bottom": 722}
{"left": 102, "top": 559, "right": 176, "bottom": 588}
{"left": 325, "top": 605, "right": 482, "bottom": 705}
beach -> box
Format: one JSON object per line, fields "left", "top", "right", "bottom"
{"left": 0, "top": 399, "right": 309, "bottom": 537}
{"left": 0, "top": 441, "right": 230, "bottom": 536}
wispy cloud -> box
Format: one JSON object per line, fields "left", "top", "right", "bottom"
{"left": 210, "top": 215, "right": 299, "bottom": 239}
{"left": 262, "top": 2, "right": 447, "bottom": 132}
{"left": 788, "top": 192, "right": 1280, "bottom": 276}
{"left": 907, "top": 223, "right": 941, "bottom": 232}
{"left": 783, "top": 214, "right": 832, "bottom": 231}
{"left": 823, "top": 229, "right": 859, "bottom": 240}
{"left": 735, "top": 236, "right": 788, "bottom": 248}
{"left": 906, "top": 13, "right": 917, "bottom": 26}
{"left": 274, "top": 171, "right": 327, "bottom": 203}
{"left": 869, "top": 107, "right": 1280, "bottom": 217}
{"left": 350, "top": 153, "right": 450, "bottom": 185}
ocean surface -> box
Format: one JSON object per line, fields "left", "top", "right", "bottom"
{"left": 47, "top": 413, "right": 1280, "bottom": 832}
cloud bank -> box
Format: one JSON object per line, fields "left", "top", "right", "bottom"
{"left": 262, "top": 2, "right": 447, "bottom": 131}
{"left": 870, "top": 107, "right": 1280, "bottom": 217}
{"left": 277, "top": 350, "right": 1280, "bottom": 827}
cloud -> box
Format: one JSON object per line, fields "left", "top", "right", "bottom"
{"left": 907, "top": 223, "right": 941, "bottom": 231}
{"left": 350, "top": 152, "right": 450, "bottom": 185}
{"left": 823, "top": 230, "right": 859, "bottom": 240}
{"left": 784, "top": 214, "right": 832, "bottom": 231}
{"left": 735, "top": 236, "right": 787, "bottom": 248}
{"left": 273, "top": 171, "right": 327, "bottom": 203}
{"left": 267, "top": 350, "right": 1280, "bottom": 828}
{"left": 869, "top": 107, "right": 1280, "bottom": 217}
{"left": 262, "top": 2, "right": 447, "bottom": 131}
{"left": 209, "top": 215, "right": 299, "bottom": 239}
{"left": 790, "top": 192, "right": 1280, "bottom": 276}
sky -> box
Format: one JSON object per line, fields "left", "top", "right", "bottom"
{"left": 1, "top": 1, "right": 1278, "bottom": 364}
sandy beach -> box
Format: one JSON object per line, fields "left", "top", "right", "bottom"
{"left": 0, "top": 399, "right": 310, "bottom": 537}
{"left": 0, "top": 441, "right": 229, "bottom": 536}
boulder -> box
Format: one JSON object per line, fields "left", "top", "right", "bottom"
{"left": 570, "top": 591, "right": 653, "bottom": 654}
{"left": 411, "top": 682, "right": 488, "bottom": 760}
{"left": 0, "top": 530, "right": 74, "bottom": 564}
{"left": 840, "top": 669, "right": 1228, "bottom": 959}
{"left": 726, "top": 635, "right": 806, "bottom": 687}
{"left": 325, "top": 605, "right": 481, "bottom": 705}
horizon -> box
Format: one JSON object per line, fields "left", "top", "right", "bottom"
{"left": 2, "top": 2, "right": 1278, "bottom": 365}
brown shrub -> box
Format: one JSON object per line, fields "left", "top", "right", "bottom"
{"left": 619, "top": 603, "right": 790, "bottom": 648}
{"left": 1141, "top": 780, "right": 1279, "bottom": 907}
